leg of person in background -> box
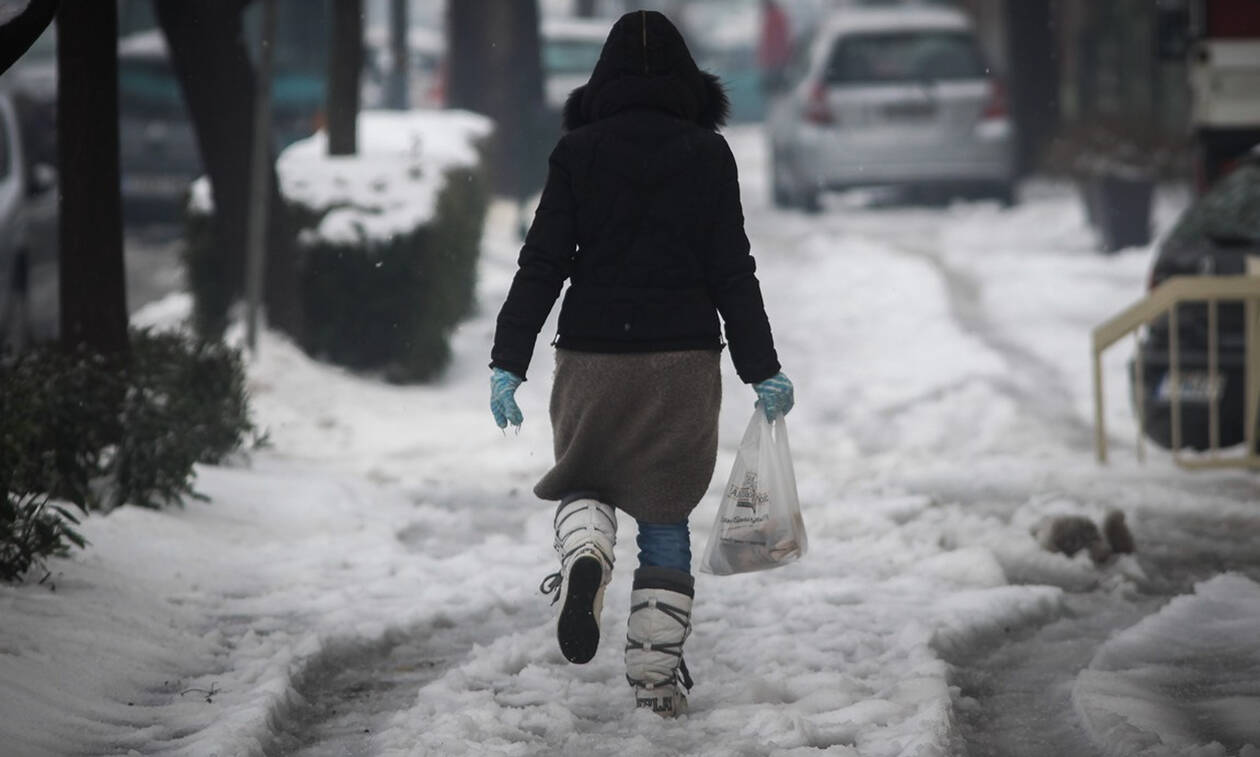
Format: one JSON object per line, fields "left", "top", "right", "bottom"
{"left": 625, "top": 520, "right": 694, "bottom": 717}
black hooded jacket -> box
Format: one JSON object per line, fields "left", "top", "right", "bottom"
{"left": 490, "top": 10, "right": 780, "bottom": 384}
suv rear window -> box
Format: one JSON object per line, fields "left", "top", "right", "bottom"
{"left": 825, "top": 30, "right": 986, "bottom": 84}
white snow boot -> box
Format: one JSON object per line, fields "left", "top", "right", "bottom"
{"left": 539, "top": 494, "right": 617, "bottom": 664}
{"left": 625, "top": 567, "right": 694, "bottom": 718}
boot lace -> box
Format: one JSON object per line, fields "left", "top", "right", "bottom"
{"left": 538, "top": 571, "right": 563, "bottom": 605}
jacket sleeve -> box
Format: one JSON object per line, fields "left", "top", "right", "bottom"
{"left": 706, "top": 137, "right": 781, "bottom": 384}
{"left": 490, "top": 139, "right": 578, "bottom": 380}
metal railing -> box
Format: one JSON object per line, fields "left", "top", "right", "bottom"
{"left": 1092, "top": 261, "right": 1260, "bottom": 469}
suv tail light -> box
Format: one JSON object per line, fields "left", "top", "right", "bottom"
{"left": 803, "top": 81, "right": 835, "bottom": 126}
{"left": 981, "top": 78, "right": 1008, "bottom": 120}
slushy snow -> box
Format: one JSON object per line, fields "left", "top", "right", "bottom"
{"left": 2, "top": 126, "right": 1259, "bottom": 757}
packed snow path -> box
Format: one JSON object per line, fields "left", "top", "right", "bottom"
{"left": 7, "top": 127, "right": 1260, "bottom": 757}
{"left": 255, "top": 131, "right": 1260, "bottom": 757}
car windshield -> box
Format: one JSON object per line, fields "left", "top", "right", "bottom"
{"left": 543, "top": 39, "right": 603, "bottom": 75}
{"left": 1165, "top": 161, "right": 1260, "bottom": 250}
{"left": 825, "top": 30, "right": 986, "bottom": 84}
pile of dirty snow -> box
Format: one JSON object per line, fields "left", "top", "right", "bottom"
{"left": 1074, "top": 573, "right": 1260, "bottom": 757}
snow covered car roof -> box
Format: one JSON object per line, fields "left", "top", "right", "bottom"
{"left": 819, "top": 5, "right": 973, "bottom": 38}
{"left": 363, "top": 24, "right": 445, "bottom": 55}
{"left": 541, "top": 17, "right": 613, "bottom": 43}
{"left": 117, "top": 29, "right": 170, "bottom": 59}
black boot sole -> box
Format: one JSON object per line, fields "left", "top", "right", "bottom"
{"left": 557, "top": 555, "right": 602, "bottom": 664}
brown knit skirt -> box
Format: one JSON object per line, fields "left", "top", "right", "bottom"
{"left": 534, "top": 348, "right": 722, "bottom": 524}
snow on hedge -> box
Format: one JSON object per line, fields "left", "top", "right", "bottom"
{"left": 280, "top": 109, "right": 491, "bottom": 250}
{"left": 189, "top": 109, "right": 493, "bottom": 249}
{"left": 1073, "top": 573, "right": 1260, "bottom": 757}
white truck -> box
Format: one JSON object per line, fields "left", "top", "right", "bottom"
{"left": 1185, "top": 0, "right": 1260, "bottom": 189}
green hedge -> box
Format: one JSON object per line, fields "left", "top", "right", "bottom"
{"left": 185, "top": 157, "right": 488, "bottom": 383}
{"left": 1, "top": 331, "right": 257, "bottom": 582}
{"left": 298, "top": 164, "right": 488, "bottom": 382}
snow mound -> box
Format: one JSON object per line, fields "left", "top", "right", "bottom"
{"left": 130, "top": 291, "right": 194, "bottom": 333}
{"left": 1073, "top": 573, "right": 1260, "bottom": 757}
{"left": 189, "top": 109, "right": 493, "bottom": 249}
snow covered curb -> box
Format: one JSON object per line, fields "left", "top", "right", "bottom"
{"left": 1073, "top": 573, "right": 1260, "bottom": 757}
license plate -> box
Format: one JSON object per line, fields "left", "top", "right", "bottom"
{"left": 882, "top": 101, "right": 936, "bottom": 120}
{"left": 1156, "top": 372, "right": 1226, "bottom": 403}
{"left": 122, "top": 174, "right": 191, "bottom": 198}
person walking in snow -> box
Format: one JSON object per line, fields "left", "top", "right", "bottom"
{"left": 488, "top": 9, "right": 793, "bottom": 718}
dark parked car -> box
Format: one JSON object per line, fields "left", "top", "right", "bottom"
{"left": 1132, "top": 148, "right": 1260, "bottom": 450}
{"left": 118, "top": 30, "right": 325, "bottom": 224}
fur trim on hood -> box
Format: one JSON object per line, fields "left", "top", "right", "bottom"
{"left": 562, "top": 10, "right": 730, "bottom": 132}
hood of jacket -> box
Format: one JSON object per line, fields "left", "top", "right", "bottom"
{"left": 562, "top": 10, "right": 729, "bottom": 132}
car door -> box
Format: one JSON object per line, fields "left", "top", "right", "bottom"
{"left": 0, "top": 93, "right": 27, "bottom": 274}
{"left": 0, "top": 92, "right": 30, "bottom": 338}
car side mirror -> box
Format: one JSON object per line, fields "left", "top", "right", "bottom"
{"left": 28, "top": 162, "right": 56, "bottom": 196}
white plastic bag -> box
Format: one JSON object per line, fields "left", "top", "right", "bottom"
{"left": 700, "top": 407, "right": 807, "bottom": 575}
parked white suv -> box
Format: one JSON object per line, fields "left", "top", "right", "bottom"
{"left": 766, "top": 4, "right": 1016, "bottom": 210}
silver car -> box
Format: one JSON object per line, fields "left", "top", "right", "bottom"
{"left": 767, "top": 4, "right": 1016, "bottom": 210}
{"left": 0, "top": 85, "right": 57, "bottom": 350}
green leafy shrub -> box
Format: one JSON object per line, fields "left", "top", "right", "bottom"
{"left": 0, "top": 494, "right": 87, "bottom": 584}
{"left": 0, "top": 331, "right": 256, "bottom": 581}
{"left": 111, "top": 331, "right": 256, "bottom": 509}
{"left": 298, "top": 163, "right": 489, "bottom": 382}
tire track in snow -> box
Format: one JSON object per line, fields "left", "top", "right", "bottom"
{"left": 752, "top": 199, "right": 1260, "bottom": 757}
{"left": 262, "top": 620, "right": 476, "bottom": 757}
{"left": 856, "top": 223, "right": 1098, "bottom": 454}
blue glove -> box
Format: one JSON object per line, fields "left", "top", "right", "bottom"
{"left": 753, "top": 371, "right": 795, "bottom": 421}
{"left": 490, "top": 368, "right": 524, "bottom": 429}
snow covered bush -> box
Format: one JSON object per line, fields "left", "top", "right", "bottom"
{"left": 0, "top": 331, "right": 256, "bottom": 581}
{"left": 185, "top": 110, "right": 493, "bottom": 382}
{"left": 285, "top": 110, "right": 492, "bottom": 381}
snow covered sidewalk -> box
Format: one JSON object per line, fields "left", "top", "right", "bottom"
{"left": 3, "top": 127, "right": 1260, "bottom": 757}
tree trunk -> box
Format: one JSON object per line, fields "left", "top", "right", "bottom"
{"left": 388, "top": 0, "right": 409, "bottom": 109}
{"left": 1004, "top": 0, "right": 1060, "bottom": 176}
{"left": 328, "top": 0, "right": 363, "bottom": 155}
{"left": 447, "top": 0, "right": 545, "bottom": 198}
{"left": 56, "top": 1, "right": 128, "bottom": 355}
{"left": 154, "top": 0, "right": 301, "bottom": 339}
